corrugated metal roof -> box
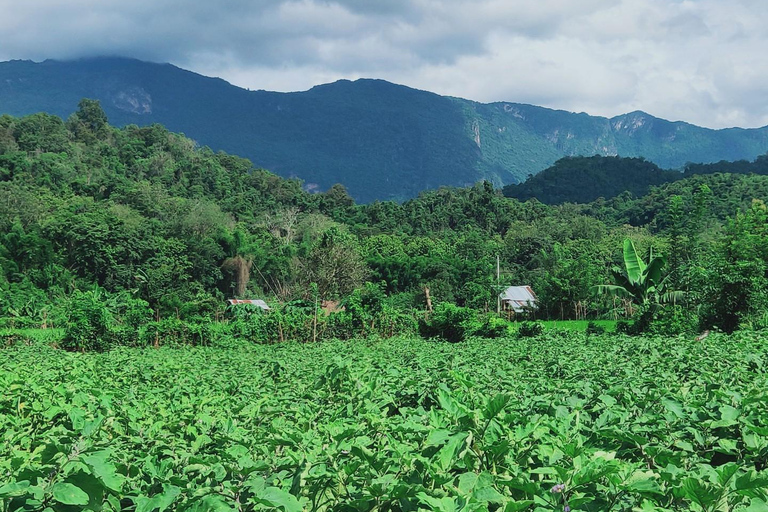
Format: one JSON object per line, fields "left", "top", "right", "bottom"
{"left": 227, "top": 299, "right": 270, "bottom": 310}
{"left": 499, "top": 286, "right": 538, "bottom": 313}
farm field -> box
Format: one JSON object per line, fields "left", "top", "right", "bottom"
{"left": 2, "top": 332, "right": 768, "bottom": 511}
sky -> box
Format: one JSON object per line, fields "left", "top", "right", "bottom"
{"left": 1, "top": 0, "right": 767, "bottom": 129}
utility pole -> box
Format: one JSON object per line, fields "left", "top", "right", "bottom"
{"left": 496, "top": 254, "right": 501, "bottom": 316}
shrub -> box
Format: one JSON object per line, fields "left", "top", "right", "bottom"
{"left": 61, "top": 290, "right": 113, "bottom": 352}
{"left": 419, "top": 303, "right": 478, "bottom": 342}
{"left": 645, "top": 304, "right": 698, "bottom": 335}
{"left": 138, "top": 318, "right": 211, "bottom": 347}
{"left": 517, "top": 321, "right": 544, "bottom": 338}
{"left": 474, "top": 314, "right": 511, "bottom": 338}
{"left": 585, "top": 321, "right": 606, "bottom": 335}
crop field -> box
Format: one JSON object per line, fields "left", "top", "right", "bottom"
{"left": 2, "top": 332, "right": 768, "bottom": 511}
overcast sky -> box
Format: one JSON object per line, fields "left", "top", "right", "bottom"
{"left": 1, "top": 0, "right": 767, "bottom": 128}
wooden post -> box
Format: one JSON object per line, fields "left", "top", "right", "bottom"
{"left": 312, "top": 295, "right": 318, "bottom": 343}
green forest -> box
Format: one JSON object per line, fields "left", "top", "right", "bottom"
{"left": 2, "top": 100, "right": 768, "bottom": 346}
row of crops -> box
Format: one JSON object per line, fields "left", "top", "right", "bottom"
{"left": 2, "top": 332, "right": 768, "bottom": 511}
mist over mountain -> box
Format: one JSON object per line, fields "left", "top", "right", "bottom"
{"left": 2, "top": 57, "right": 768, "bottom": 202}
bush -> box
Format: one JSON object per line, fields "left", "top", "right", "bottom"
{"left": 61, "top": 290, "right": 113, "bottom": 352}
{"left": 615, "top": 320, "right": 632, "bottom": 334}
{"left": 474, "top": 314, "right": 511, "bottom": 338}
{"left": 138, "top": 318, "right": 211, "bottom": 347}
{"left": 586, "top": 321, "right": 606, "bottom": 335}
{"left": 419, "top": 303, "right": 478, "bottom": 342}
{"left": 517, "top": 321, "right": 544, "bottom": 338}
{"left": 645, "top": 304, "right": 698, "bottom": 335}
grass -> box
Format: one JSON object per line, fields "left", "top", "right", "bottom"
{"left": 507, "top": 319, "right": 623, "bottom": 332}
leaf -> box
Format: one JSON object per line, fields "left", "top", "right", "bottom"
{"left": 83, "top": 451, "right": 125, "bottom": 493}
{"left": 482, "top": 394, "right": 510, "bottom": 420}
{"left": 720, "top": 404, "right": 740, "bottom": 421}
{"left": 735, "top": 471, "right": 768, "bottom": 491}
{"left": 418, "top": 493, "right": 457, "bottom": 512}
{"left": 52, "top": 482, "right": 90, "bottom": 506}
{"left": 624, "top": 471, "right": 663, "bottom": 495}
{"left": 745, "top": 498, "right": 768, "bottom": 512}
{"left": 437, "top": 387, "right": 466, "bottom": 419}
{"left": 715, "top": 462, "right": 740, "bottom": 486}
{"left": 623, "top": 239, "right": 646, "bottom": 285}
{"left": 436, "top": 432, "right": 469, "bottom": 472}
{"left": 143, "top": 484, "right": 181, "bottom": 512}
{"left": 681, "top": 478, "right": 719, "bottom": 509}
{"left": 0, "top": 480, "right": 30, "bottom": 497}
{"left": 505, "top": 500, "right": 535, "bottom": 512}
{"left": 255, "top": 487, "right": 302, "bottom": 512}
{"left": 426, "top": 429, "right": 452, "bottom": 447}
{"left": 474, "top": 486, "right": 505, "bottom": 503}
{"left": 662, "top": 398, "right": 686, "bottom": 419}
{"left": 457, "top": 472, "right": 478, "bottom": 495}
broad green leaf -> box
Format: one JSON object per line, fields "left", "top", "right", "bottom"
{"left": 436, "top": 432, "right": 469, "bottom": 472}
{"left": 52, "top": 482, "right": 90, "bottom": 506}
{"left": 83, "top": 451, "right": 125, "bottom": 493}
{"left": 457, "top": 472, "right": 478, "bottom": 494}
{"left": 482, "top": 394, "right": 510, "bottom": 420}
{"left": 623, "top": 239, "right": 646, "bottom": 285}
{"left": 256, "top": 487, "right": 302, "bottom": 512}
{"left": 0, "top": 480, "right": 30, "bottom": 497}
{"left": 426, "top": 429, "right": 452, "bottom": 447}
{"left": 662, "top": 398, "right": 685, "bottom": 419}
{"left": 624, "top": 471, "right": 663, "bottom": 495}
{"left": 745, "top": 498, "right": 768, "bottom": 512}
{"left": 735, "top": 471, "right": 768, "bottom": 491}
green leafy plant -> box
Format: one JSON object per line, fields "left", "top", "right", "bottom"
{"left": 517, "top": 320, "right": 544, "bottom": 337}
{"left": 60, "top": 289, "right": 113, "bottom": 352}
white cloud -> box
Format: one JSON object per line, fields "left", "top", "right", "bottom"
{"left": 1, "top": 0, "right": 768, "bottom": 127}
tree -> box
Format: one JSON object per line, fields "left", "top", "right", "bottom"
{"left": 68, "top": 98, "right": 110, "bottom": 142}
{"left": 303, "top": 226, "right": 367, "bottom": 299}
{"left": 594, "top": 239, "right": 681, "bottom": 307}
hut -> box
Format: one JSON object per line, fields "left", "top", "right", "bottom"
{"left": 227, "top": 299, "right": 270, "bottom": 311}
{"left": 499, "top": 286, "right": 538, "bottom": 314}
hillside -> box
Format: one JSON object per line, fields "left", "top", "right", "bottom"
{"left": 3, "top": 57, "right": 768, "bottom": 201}
{"left": 502, "top": 156, "right": 681, "bottom": 204}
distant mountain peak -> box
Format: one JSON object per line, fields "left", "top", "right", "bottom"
{"left": 1, "top": 56, "right": 768, "bottom": 202}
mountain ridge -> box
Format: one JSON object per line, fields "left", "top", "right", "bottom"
{"left": 2, "top": 56, "right": 768, "bottom": 202}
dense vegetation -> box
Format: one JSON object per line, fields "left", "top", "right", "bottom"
{"left": 503, "top": 153, "right": 768, "bottom": 206}
{"left": 4, "top": 58, "right": 768, "bottom": 201}
{"left": 502, "top": 156, "right": 680, "bottom": 205}
{"left": 3, "top": 102, "right": 768, "bottom": 510}
{"left": 2, "top": 102, "right": 768, "bottom": 340}
{"left": 3, "top": 332, "right": 768, "bottom": 511}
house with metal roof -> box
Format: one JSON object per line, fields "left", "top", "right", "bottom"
{"left": 499, "top": 286, "right": 538, "bottom": 313}
{"left": 227, "top": 299, "right": 270, "bottom": 311}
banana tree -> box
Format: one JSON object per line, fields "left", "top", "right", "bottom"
{"left": 594, "top": 239, "right": 683, "bottom": 306}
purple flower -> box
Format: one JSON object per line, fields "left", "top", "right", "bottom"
{"left": 564, "top": 505, "right": 571, "bottom": 512}
{"left": 551, "top": 483, "right": 565, "bottom": 493}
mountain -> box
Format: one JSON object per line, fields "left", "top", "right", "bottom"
{"left": 2, "top": 57, "right": 768, "bottom": 202}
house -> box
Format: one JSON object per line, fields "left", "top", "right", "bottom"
{"left": 227, "top": 299, "right": 270, "bottom": 311}
{"left": 499, "top": 286, "right": 538, "bottom": 314}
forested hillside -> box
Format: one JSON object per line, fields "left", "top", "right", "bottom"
{"left": 2, "top": 103, "right": 768, "bottom": 337}
{"left": 3, "top": 58, "right": 768, "bottom": 201}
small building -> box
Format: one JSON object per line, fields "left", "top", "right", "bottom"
{"left": 227, "top": 299, "right": 270, "bottom": 311}
{"left": 499, "top": 286, "right": 538, "bottom": 314}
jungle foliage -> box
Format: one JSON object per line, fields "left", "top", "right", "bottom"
{"left": 2, "top": 103, "right": 768, "bottom": 341}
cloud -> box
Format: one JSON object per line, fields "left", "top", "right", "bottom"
{"left": 1, "top": 0, "right": 767, "bottom": 128}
